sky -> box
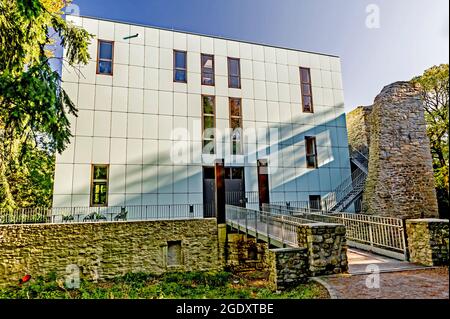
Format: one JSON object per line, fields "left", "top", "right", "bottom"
{"left": 71, "top": 0, "right": 449, "bottom": 113}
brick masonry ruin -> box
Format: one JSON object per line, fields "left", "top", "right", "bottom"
{"left": 347, "top": 81, "right": 439, "bottom": 219}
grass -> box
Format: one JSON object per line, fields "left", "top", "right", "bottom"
{"left": 0, "top": 271, "right": 329, "bottom": 299}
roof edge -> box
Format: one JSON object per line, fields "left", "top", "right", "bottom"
{"left": 70, "top": 14, "right": 340, "bottom": 59}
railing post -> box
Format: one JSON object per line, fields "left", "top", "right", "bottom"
{"left": 281, "top": 215, "right": 285, "bottom": 245}
{"left": 401, "top": 219, "right": 409, "bottom": 261}
{"left": 368, "top": 223, "right": 374, "bottom": 248}
{"left": 245, "top": 209, "right": 248, "bottom": 235}
{"left": 255, "top": 211, "right": 258, "bottom": 240}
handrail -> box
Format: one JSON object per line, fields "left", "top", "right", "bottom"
{"left": 0, "top": 204, "right": 207, "bottom": 225}
{"left": 349, "top": 145, "right": 369, "bottom": 163}
{"left": 321, "top": 167, "right": 367, "bottom": 212}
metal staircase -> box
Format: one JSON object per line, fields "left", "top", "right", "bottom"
{"left": 321, "top": 148, "right": 369, "bottom": 212}
{"left": 350, "top": 146, "right": 369, "bottom": 175}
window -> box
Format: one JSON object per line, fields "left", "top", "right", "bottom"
{"left": 91, "top": 165, "right": 109, "bottom": 207}
{"left": 225, "top": 167, "right": 244, "bottom": 180}
{"left": 309, "top": 195, "right": 322, "bottom": 212}
{"left": 201, "top": 54, "right": 215, "bottom": 86}
{"left": 300, "top": 67, "right": 313, "bottom": 113}
{"left": 202, "top": 95, "right": 216, "bottom": 154}
{"left": 228, "top": 57, "right": 241, "bottom": 88}
{"left": 229, "top": 98, "right": 242, "bottom": 155}
{"left": 97, "top": 40, "right": 114, "bottom": 75}
{"left": 174, "top": 50, "right": 187, "bottom": 83}
{"left": 305, "top": 136, "right": 318, "bottom": 169}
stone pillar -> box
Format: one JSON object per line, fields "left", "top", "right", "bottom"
{"left": 268, "top": 248, "right": 309, "bottom": 291}
{"left": 406, "top": 219, "right": 449, "bottom": 266}
{"left": 297, "top": 223, "right": 348, "bottom": 276}
{"left": 363, "top": 82, "right": 439, "bottom": 218}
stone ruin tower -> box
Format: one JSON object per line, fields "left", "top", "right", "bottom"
{"left": 347, "top": 81, "right": 439, "bottom": 219}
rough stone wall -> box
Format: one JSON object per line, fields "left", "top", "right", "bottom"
{"left": 226, "top": 233, "right": 270, "bottom": 272}
{"left": 297, "top": 223, "right": 348, "bottom": 276}
{"left": 0, "top": 219, "right": 221, "bottom": 288}
{"left": 346, "top": 105, "right": 372, "bottom": 157}
{"left": 268, "top": 248, "right": 309, "bottom": 291}
{"left": 406, "top": 219, "right": 449, "bottom": 266}
{"left": 348, "top": 81, "right": 438, "bottom": 218}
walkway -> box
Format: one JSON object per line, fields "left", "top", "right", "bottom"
{"left": 319, "top": 249, "right": 449, "bottom": 299}
{"left": 347, "top": 248, "right": 426, "bottom": 274}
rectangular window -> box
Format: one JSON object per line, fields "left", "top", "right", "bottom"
{"left": 228, "top": 57, "right": 241, "bottom": 88}
{"left": 305, "top": 136, "right": 318, "bottom": 169}
{"left": 201, "top": 54, "right": 215, "bottom": 86}
{"left": 300, "top": 67, "right": 313, "bottom": 113}
{"left": 309, "top": 195, "right": 322, "bottom": 212}
{"left": 174, "top": 50, "right": 187, "bottom": 83}
{"left": 91, "top": 165, "right": 109, "bottom": 207}
{"left": 229, "top": 98, "right": 242, "bottom": 155}
{"left": 97, "top": 40, "right": 114, "bottom": 75}
{"left": 202, "top": 95, "right": 216, "bottom": 154}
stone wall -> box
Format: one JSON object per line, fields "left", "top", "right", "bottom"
{"left": 347, "top": 81, "right": 439, "bottom": 218}
{"left": 297, "top": 223, "right": 348, "bottom": 276}
{"left": 226, "top": 233, "right": 270, "bottom": 272}
{"left": 346, "top": 105, "right": 372, "bottom": 157}
{"left": 406, "top": 219, "right": 449, "bottom": 266}
{"left": 268, "top": 248, "right": 309, "bottom": 291}
{"left": 225, "top": 233, "right": 309, "bottom": 291}
{"left": 0, "top": 219, "right": 221, "bottom": 288}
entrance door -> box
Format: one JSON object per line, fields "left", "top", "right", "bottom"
{"left": 257, "top": 160, "right": 270, "bottom": 210}
{"left": 203, "top": 166, "right": 246, "bottom": 217}
{"left": 203, "top": 167, "right": 215, "bottom": 218}
{"left": 225, "top": 167, "right": 245, "bottom": 207}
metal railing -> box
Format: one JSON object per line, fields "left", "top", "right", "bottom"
{"left": 321, "top": 167, "right": 367, "bottom": 212}
{"left": 0, "top": 204, "right": 210, "bottom": 225}
{"left": 226, "top": 205, "right": 313, "bottom": 247}
{"left": 263, "top": 204, "right": 408, "bottom": 260}
{"left": 270, "top": 200, "right": 313, "bottom": 212}
{"left": 349, "top": 145, "right": 369, "bottom": 173}
{"left": 225, "top": 191, "right": 259, "bottom": 206}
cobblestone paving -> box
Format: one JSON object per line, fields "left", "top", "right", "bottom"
{"left": 321, "top": 268, "right": 449, "bottom": 299}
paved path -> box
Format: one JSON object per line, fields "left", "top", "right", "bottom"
{"left": 347, "top": 249, "right": 427, "bottom": 274}
{"left": 320, "top": 249, "right": 449, "bottom": 299}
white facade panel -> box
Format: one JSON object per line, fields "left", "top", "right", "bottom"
{"left": 55, "top": 16, "right": 352, "bottom": 210}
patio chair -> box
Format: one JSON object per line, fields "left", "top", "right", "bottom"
{"left": 114, "top": 207, "right": 128, "bottom": 221}
{"left": 83, "top": 212, "right": 107, "bottom": 222}
{"left": 62, "top": 214, "right": 75, "bottom": 223}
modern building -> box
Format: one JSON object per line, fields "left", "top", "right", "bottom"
{"left": 52, "top": 15, "right": 352, "bottom": 216}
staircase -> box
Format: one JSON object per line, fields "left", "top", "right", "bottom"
{"left": 350, "top": 146, "right": 369, "bottom": 175}
{"left": 321, "top": 148, "right": 369, "bottom": 212}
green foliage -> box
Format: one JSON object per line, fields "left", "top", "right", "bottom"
{"left": 0, "top": 0, "right": 92, "bottom": 210}
{"left": 412, "top": 64, "right": 449, "bottom": 218}
{"left": 0, "top": 271, "right": 327, "bottom": 299}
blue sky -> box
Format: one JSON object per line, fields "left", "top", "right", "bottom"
{"left": 72, "top": 0, "right": 449, "bottom": 112}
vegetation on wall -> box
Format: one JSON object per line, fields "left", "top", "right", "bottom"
{"left": 0, "top": 0, "right": 91, "bottom": 211}
{"left": 412, "top": 64, "right": 449, "bottom": 218}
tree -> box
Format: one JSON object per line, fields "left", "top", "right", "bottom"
{"left": 412, "top": 64, "right": 449, "bottom": 218}
{"left": 0, "top": 0, "right": 91, "bottom": 211}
